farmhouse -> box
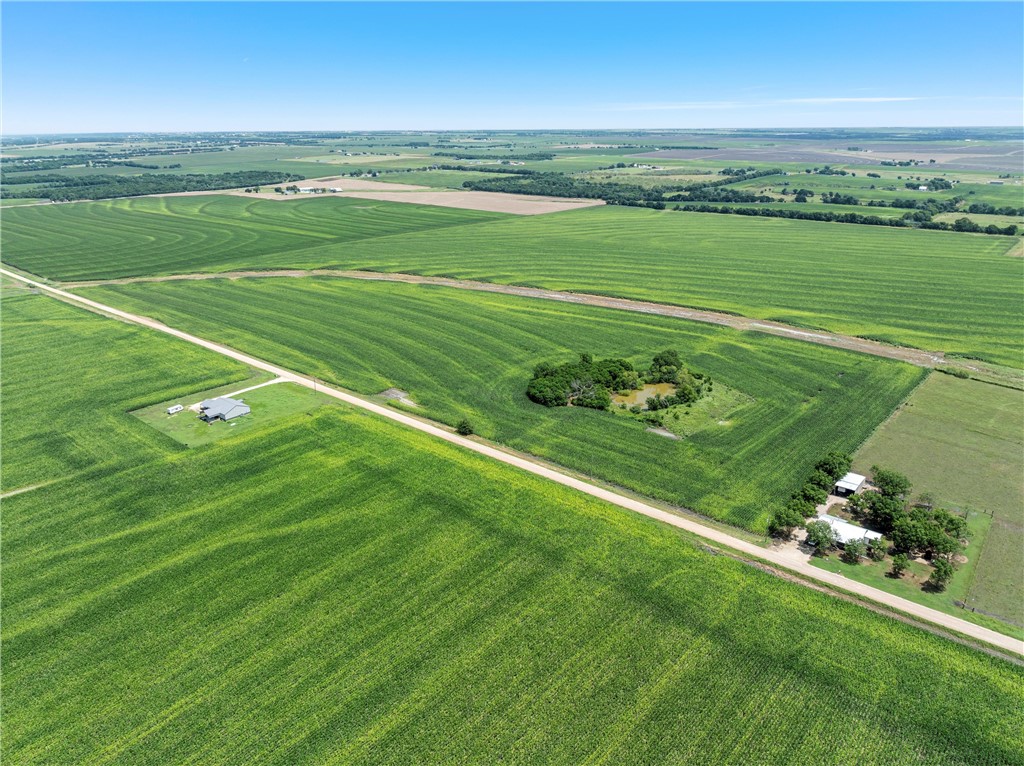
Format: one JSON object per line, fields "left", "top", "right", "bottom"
{"left": 819, "top": 513, "right": 882, "bottom": 547}
{"left": 198, "top": 397, "right": 250, "bottom": 422}
{"left": 834, "top": 471, "right": 866, "bottom": 496}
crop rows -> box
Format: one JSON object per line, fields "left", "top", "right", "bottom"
{"left": 0, "top": 195, "right": 506, "bottom": 280}
{"left": 83, "top": 277, "right": 926, "bottom": 531}
{"left": 0, "top": 294, "right": 250, "bottom": 490}
{"left": 4, "top": 390, "right": 1022, "bottom": 764}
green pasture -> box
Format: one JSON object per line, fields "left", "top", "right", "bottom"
{"left": 0, "top": 195, "right": 507, "bottom": 280}
{"left": 854, "top": 374, "right": 1024, "bottom": 626}
{"left": 0, "top": 294, "right": 251, "bottom": 490}
{"left": 82, "top": 277, "right": 925, "bottom": 532}
{"left": 3, "top": 357, "right": 1022, "bottom": 764}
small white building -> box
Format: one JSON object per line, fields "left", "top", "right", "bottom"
{"left": 835, "top": 472, "right": 866, "bottom": 496}
{"left": 918, "top": 185, "right": 929, "bottom": 191}
{"left": 819, "top": 514, "right": 882, "bottom": 547}
{"left": 167, "top": 404, "right": 184, "bottom": 415}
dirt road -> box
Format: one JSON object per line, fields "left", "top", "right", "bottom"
{"left": 5, "top": 266, "right": 1020, "bottom": 657}
{"left": 64, "top": 268, "right": 1002, "bottom": 375}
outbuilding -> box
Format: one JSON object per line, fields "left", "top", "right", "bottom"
{"left": 819, "top": 513, "right": 882, "bottom": 547}
{"left": 167, "top": 404, "right": 184, "bottom": 415}
{"left": 198, "top": 397, "right": 250, "bottom": 422}
{"left": 834, "top": 471, "right": 866, "bottom": 496}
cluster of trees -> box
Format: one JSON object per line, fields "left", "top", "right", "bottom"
{"left": 3, "top": 171, "right": 306, "bottom": 201}
{"left": 671, "top": 188, "right": 774, "bottom": 204}
{"left": 768, "top": 451, "right": 853, "bottom": 537}
{"left": 905, "top": 177, "right": 953, "bottom": 191}
{"left": 820, "top": 191, "right": 861, "bottom": 205}
{"left": 527, "top": 350, "right": 708, "bottom": 411}
{"left": 966, "top": 202, "right": 1024, "bottom": 216}
{"left": 843, "top": 469, "right": 967, "bottom": 590}
{"left": 527, "top": 353, "right": 640, "bottom": 409}
{"left": 675, "top": 204, "right": 909, "bottom": 228}
{"left": 805, "top": 166, "right": 851, "bottom": 176}
{"left": 773, "top": 463, "right": 968, "bottom": 591}
{"left": 432, "top": 151, "right": 555, "bottom": 161}
{"left": 868, "top": 197, "right": 962, "bottom": 213}
{"left": 881, "top": 159, "right": 921, "bottom": 167}
{"left": 674, "top": 204, "right": 1017, "bottom": 235}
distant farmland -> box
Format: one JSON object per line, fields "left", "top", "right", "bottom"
{"left": 7, "top": 199, "right": 1020, "bottom": 366}
{"left": 0, "top": 195, "right": 508, "bottom": 280}
{"left": 82, "top": 277, "right": 926, "bottom": 532}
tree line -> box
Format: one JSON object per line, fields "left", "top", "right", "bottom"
{"left": 2, "top": 171, "right": 307, "bottom": 201}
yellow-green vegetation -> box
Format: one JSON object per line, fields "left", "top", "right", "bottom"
{"left": 0, "top": 294, "right": 250, "bottom": 490}
{"left": 81, "top": 277, "right": 925, "bottom": 532}
{"left": 3, "top": 298, "right": 1023, "bottom": 764}
{"left": 132, "top": 380, "right": 333, "bottom": 447}
{"left": 0, "top": 195, "right": 508, "bottom": 280}
{"left": 854, "top": 374, "right": 1024, "bottom": 627}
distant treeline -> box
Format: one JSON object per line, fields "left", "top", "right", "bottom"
{"left": 2, "top": 171, "right": 306, "bottom": 201}
{"left": 673, "top": 204, "right": 1018, "bottom": 235}
{"left": 460, "top": 167, "right": 784, "bottom": 208}
{"left": 432, "top": 151, "right": 555, "bottom": 161}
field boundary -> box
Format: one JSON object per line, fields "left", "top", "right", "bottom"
{"left": 59, "top": 268, "right": 1023, "bottom": 384}
{"left": 5, "top": 266, "right": 1021, "bottom": 658}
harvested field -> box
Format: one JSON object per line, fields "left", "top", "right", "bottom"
{"left": 335, "top": 189, "right": 604, "bottom": 215}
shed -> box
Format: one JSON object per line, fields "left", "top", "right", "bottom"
{"left": 834, "top": 472, "right": 866, "bottom": 496}
{"left": 199, "top": 397, "right": 250, "bottom": 422}
{"left": 819, "top": 513, "right": 882, "bottom": 547}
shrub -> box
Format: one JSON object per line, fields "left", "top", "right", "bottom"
{"left": 455, "top": 419, "right": 475, "bottom": 436}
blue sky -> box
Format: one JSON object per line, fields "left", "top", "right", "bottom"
{"left": 3, "top": 2, "right": 1021, "bottom": 133}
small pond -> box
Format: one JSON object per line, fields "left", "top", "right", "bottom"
{"left": 611, "top": 382, "right": 676, "bottom": 407}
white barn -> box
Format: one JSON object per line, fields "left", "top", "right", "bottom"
{"left": 834, "top": 472, "right": 866, "bottom": 496}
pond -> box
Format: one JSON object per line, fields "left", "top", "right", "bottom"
{"left": 611, "top": 382, "right": 676, "bottom": 408}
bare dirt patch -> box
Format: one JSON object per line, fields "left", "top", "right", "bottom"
{"left": 334, "top": 190, "right": 604, "bottom": 215}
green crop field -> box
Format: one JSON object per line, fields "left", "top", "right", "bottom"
{"left": 854, "top": 374, "right": 1024, "bottom": 627}
{"left": 82, "top": 277, "right": 925, "bottom": 532}
{"left": 6, "top": 201, "right": 1021, "bottom": 364}
{"left": 293, "top": 206, "right": 1022, "bottom": 367}
{"left": 0, "top": 294, "right": 250, "bottom": 491}
{"left": 0, "top": 195, "right": 508, "bottom": 281}
{"left": 4, "top": 297, "right": 1023, "bottom": 765}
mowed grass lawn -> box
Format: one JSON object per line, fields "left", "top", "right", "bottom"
{"left": 83, "top": 278, "right": 925, "bottom": 532}
{"left": 854, "top": 374, "right": 1024, "bottom": 626}
{"left": 0, "top": 295, "right": 250, "bottom": 490}
{"left": 3, "top": 313, "right": 1022, "bottom": 764}
{"left": 0, "top": 195, "right": 507, "bottom": 281}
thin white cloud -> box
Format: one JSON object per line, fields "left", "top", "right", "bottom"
{"left": 781, "top": 97, "right": 922, "bottom": 104}
{"left": 605, "top": 96, "right": 924, "bottom": 112}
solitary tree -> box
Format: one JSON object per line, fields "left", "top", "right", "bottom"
{"left": 890, "top": 553, "right": 910, "bottom": 578}
{"left": 455, "top": 419, "right": 475, "bottom": 436}
{"left": 928, "top": 559, "right": 955, "bottom": 591}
